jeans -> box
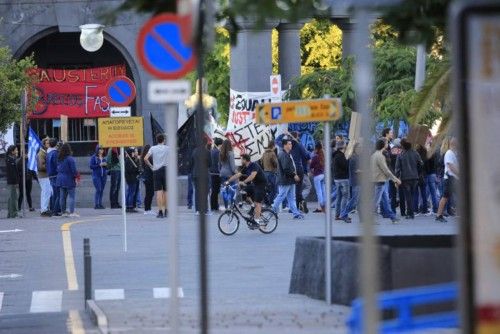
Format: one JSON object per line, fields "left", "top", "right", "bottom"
{"left": 340, "top": 185, "right": 359, "bottom": 218}
{"left": 272, "top": 184, "right": 301, "bottom": 217}
{"left": 109, "top": 170, "right": 121, "bottom": 207}
{"left": 39, "top": 177, "right": 53, "bottom": 212}
{"left": 313, "top": 174, "right": 326, "bottom": 207}
{"left": 302, "top": 175, "right": 312, "bottom": 200}
{"left": 8, "top": 184, "right": 18, "bottom": 218}
{"left": 220, "top": 176, "right": 235, "bottom": 209}
{"left": 402, "top": 179, "right": 418, "bottom": 217}
{"left": 295, "top": 171, "right": 304, "bottom": 208}
{"left": 126, "top": 181, "right": 138, "bottom": 208}
{"left": 426, "top": 174, "right": 439, "bottom": 213}
{"left": 60, "top": 187, "right": 76, "bottom": 214}
{"left": 92, "top": 175, "right": 107, "bottom": 208}
{"left": 187, "top": 174, "right": 194, "bottom": 208}
{"left": 50, "top": 179, "right": 60, "bottom": 214}
{"left": 330, "top": 183, "right": 337, "bottom": 207}
{"left": 374, "top": 182, "right": 395, "bottom": 220}
{"left": 334, "top": 179, "right": 350, "bottom": 217}
{"left": 264, "top": 171, "right": 277, "bottom": 203}
{"left": 380, "top": 181, "right": 393, "bottom": 216}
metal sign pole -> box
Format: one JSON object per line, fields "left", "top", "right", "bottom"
{"left": 324, "top": 121, "right": 332, "bottom": 305}
{"left": 20, "top": 90, "right": 27, "bottom": 217}
{"left": 166, "top": 104, "right": 180, "bottom": 333}
{"left": 353, "top": 8, "right": 379, "bottom": 333}
{"left": 120, "top": 147, "right": 127, "bottom": 252}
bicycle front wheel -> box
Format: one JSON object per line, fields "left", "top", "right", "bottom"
{"left": 258, "top": 208, "right": 278, "bottom": 234}
{"left": 218, "top": 211, "right": 240, "bottom": 236}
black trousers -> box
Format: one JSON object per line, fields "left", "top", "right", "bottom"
{"left": 402, "top": 179, "right": 418, "bottom": 217}
{"left": 210, "top": 174, "right": 221, "bottom": 211}
{"left": 143, "top": 179, "right": 154, "bottom": 211}
{"left": 18, "top": 178, "right": 33, "bottom": 210}
{"left": 295, "top": 171, "right": 304, "bottom": 209}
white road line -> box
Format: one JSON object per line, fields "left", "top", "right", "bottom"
{"left": 94, "top": 289, "right": 124, "bottom": 301}
{"left": 68, "top": 310, "right": 85, "bottom": 334}
{"left": 30, "top": 290, "right": 63, "bottom": 313}
{"left": 0, "top": 292, "right": 3, "bottom": 312}
{"left": 153, "top": 287, "right": 184, "bottom": 298}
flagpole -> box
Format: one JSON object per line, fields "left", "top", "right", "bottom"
{"left": 20, "top": 89, "right": 27, "bottom": 217}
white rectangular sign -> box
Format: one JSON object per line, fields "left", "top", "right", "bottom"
{"left": 270, "top": 74, "right": 282, "bottom": 101}
{"left": 110, "top": 106, "right": 131, "bottom": 118}
{"left": 148, "top": 80, "right": 191, "bottom": 104}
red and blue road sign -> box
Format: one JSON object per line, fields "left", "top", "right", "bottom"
{"left": 137, "top": 13, "right": 197, "bottom": 80}
{"left": 106, "top": 76, "right": 137, "bottom": 107}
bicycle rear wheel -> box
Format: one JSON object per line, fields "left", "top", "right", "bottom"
{"left": 218, "top": 211, "right": 240, "bottom": 236}
{"left": 258, "top": 208, "right": 278, "bottom": 234}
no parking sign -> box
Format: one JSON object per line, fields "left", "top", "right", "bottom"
{"left": 106, "top": 76, "right": 136, "bottom": 107}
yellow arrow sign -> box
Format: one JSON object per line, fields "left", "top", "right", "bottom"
{"left": 255, "top": 98, "right": 342, "bottom": 124}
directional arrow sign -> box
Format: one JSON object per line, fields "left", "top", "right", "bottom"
{"left": 148, "top": 80, "right": 191, "bottom": 104}
{"left": 0, "top": 229, "right": 23, "bottom": 233}
{"left": 255, "top": 98, "right": 342, "bottom": 125}
{"left": 110, "top": 106, "right": 131, "bottom": 118}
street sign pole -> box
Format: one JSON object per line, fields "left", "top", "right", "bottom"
{"left": 120, "top": 147, "right": 127, "bottom": 252}
{"left": 324, "top": 121, "right": 332, "bottom": 305}
{"left": 166, "top": 103, "right": 180, "bottom": 333}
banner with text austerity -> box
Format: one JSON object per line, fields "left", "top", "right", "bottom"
{"left": 28, "top": 64, "right": 127, "bottom": 119}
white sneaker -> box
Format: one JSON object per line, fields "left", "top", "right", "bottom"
{"left": 143, "top": 210, "right": 155, "bottom": 215}
{"left": 62, "top": 212, "right": 70, "bottom": 217}
{"left": 68, "top": 213, "right": 80, "bottom": 218}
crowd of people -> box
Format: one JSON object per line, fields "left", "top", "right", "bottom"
{"left": 3, "top": 128, "right": 459, "bottom": 225}
{"left": 194, "top": 128, "right": 459, "bottom": 226}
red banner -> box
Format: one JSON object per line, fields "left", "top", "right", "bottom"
{"left": 28, "top": 65, "right": 128, "bottom": 119}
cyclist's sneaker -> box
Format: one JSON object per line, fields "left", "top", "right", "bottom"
{"left": 293, "top": 214, "right": 304, "bottom": 220}
{"left": 435, "top": 215, "right": 447, "bottom": 223}
{"left": 255, "top": 219, "right": 266, "bottom": 226}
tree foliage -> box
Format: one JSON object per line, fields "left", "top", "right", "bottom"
{"left": 0, "top": 42, "right": 36, "bottom": 133}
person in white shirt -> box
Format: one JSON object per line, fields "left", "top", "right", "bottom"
{"left": 144, "top": 133, "right": 169, "bottom": 218}
{"left": 435, "top": 137, "right": 459, "bottom": 222}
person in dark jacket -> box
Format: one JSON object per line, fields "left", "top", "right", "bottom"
{"left": 395, "top": 139, "right": 423, "bottom": 219}
{"left": 125, "top": 147, "right": 140, "bottom": 213}
{"left": 89, "top": 145, "right": 107, "bottom": 209}
{"left": 415, "top": 144, "right": 429, "bottom": 214}
{"left": 191, "top": 137, "right": 212, "bottom": 214}
{"left": 332, "top": 140, "right": 349, "bottom": 219}
{"left": 271, "top": 138, "right": 303, "bottom": 219}
{"left": 289, "top": 132, "right": 311, "bottom": 213}
{"left": 425, "top": 145, "right": 440, "bottom": 213}
{"left": 56, "top": 143, "right": 79, "bottom": 217}
{"left": 339, "top": 143, "right": 361, "bottom": 222}
{"left": 209, "top": 137, "right": 223, "bottom": 211}
{"left": 6, "top": 145, "right": 20, "bottom": 218}
{"left": 140, "top": 145, "right": 155, "bottom": 215}
{"left": 107, "top": 148, "right": 121, "bottom": 209}
{"left": 17, "top": 154, "right": 36, "bottom": 211}
{"left": 46, "top": 139, "right": 60, "bottom": 215}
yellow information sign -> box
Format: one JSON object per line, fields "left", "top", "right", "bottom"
{"left": 255, "top": 98, "right": 342, "bottom": 124}
{"left": 98, "top": 117, "right": 144, "bottom": 148}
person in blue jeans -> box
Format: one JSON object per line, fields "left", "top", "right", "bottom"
{"left": 372, "top": 139, "right": 401, "bottom": 223}
{"left": 47, "top": 139, "right": 60, "bottom": 216}
{"left": 272, "top": 138, "right": 303, "bottom": 219}
{"left": 56, "top": 143, "right": 79, "bottom": 217}
{"left": 339, "top": 143, "right": 360, "bottom": 222}
{"left": 89, "top": 145, "right": 107, "bottom": 209}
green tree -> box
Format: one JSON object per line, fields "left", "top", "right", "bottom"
{"left": 0, "top": 42, "right": 36, "bottom": 133}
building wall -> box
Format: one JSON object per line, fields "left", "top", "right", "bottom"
{"left": 0, "top": 0, "right": 166, "bottom": 150}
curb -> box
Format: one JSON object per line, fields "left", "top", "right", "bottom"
{"left": 86, "top": 299, "right": 109, "bottom": 334}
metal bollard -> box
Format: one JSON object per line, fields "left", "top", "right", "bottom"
{"left": 84, "top": 238, "right": 92, "bottom": 302}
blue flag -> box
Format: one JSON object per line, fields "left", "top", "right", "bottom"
{"left": 28, "top": 127, "right": 42, "bottom": 172}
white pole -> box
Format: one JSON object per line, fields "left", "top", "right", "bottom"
{"left": 120, "top": 147, "right": 127, "bottom": 252}
{"left": 166, "top": 104, "right": 179, "bottom": 333}
{"left": 415, "top": 44, "right": 426, "bottom": 91}
{"left": 353, "top": 9, "right": 379, "bottom": 333}
{"left": 324, "top": 121, "right": 332, "bottom": 305}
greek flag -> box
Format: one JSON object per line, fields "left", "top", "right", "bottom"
{"left": 28, "top": 127, "right": 42, "bottom": 172}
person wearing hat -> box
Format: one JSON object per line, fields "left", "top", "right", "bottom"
{"left": 333, "top": 140, "right": 349, "bottom": 220}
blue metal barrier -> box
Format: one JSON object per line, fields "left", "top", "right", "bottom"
{"left": 347, "top": 283, "right": 459, "bottom": 333}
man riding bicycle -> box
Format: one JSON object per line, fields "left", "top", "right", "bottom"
{"left": 225, "top": 154, "right": 267, "bottom": 227}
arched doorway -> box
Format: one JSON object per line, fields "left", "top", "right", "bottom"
{"left": 17, "top": 28, "right": 139, "bottom": 156}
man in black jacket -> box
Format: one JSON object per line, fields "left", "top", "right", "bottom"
{"left": 333, "top": 141, "right": 349, "bottom": 219}
{"left": 271, "top": 138, "right": 304, "bottom": 219}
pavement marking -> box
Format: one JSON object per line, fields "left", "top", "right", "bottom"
{"left": 61, "top": 218, "right": 112, "bottom": 291}
{"left": 0, "top": 273, "right": 22, "bottom": 279}
{"left": 153, "top": 287, "right": 184, "bottom": 298}
{"left": 94, "top": 289, "right": 124, "bottom": 301}
{"left": 68, "top": 309, "right": 85, "bottom": 334}
{"left": 0, "top": 292, "right": 3, "bottom": 312}
{"left": 30, "top": 290, "right": 63, "bottom": 313}
{"left": 0, "top": 229, "right": 23, "bottom": 233}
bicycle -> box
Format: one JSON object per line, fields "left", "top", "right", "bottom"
{"left": 217, "top": 184, "right": 278, "bottom": 236}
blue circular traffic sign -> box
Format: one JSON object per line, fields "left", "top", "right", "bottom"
{"left": 137, "top": 13, "right": 197, "bottom": 79}
{"left": 106, "top": 76, "right": 136, "bottom": 107}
